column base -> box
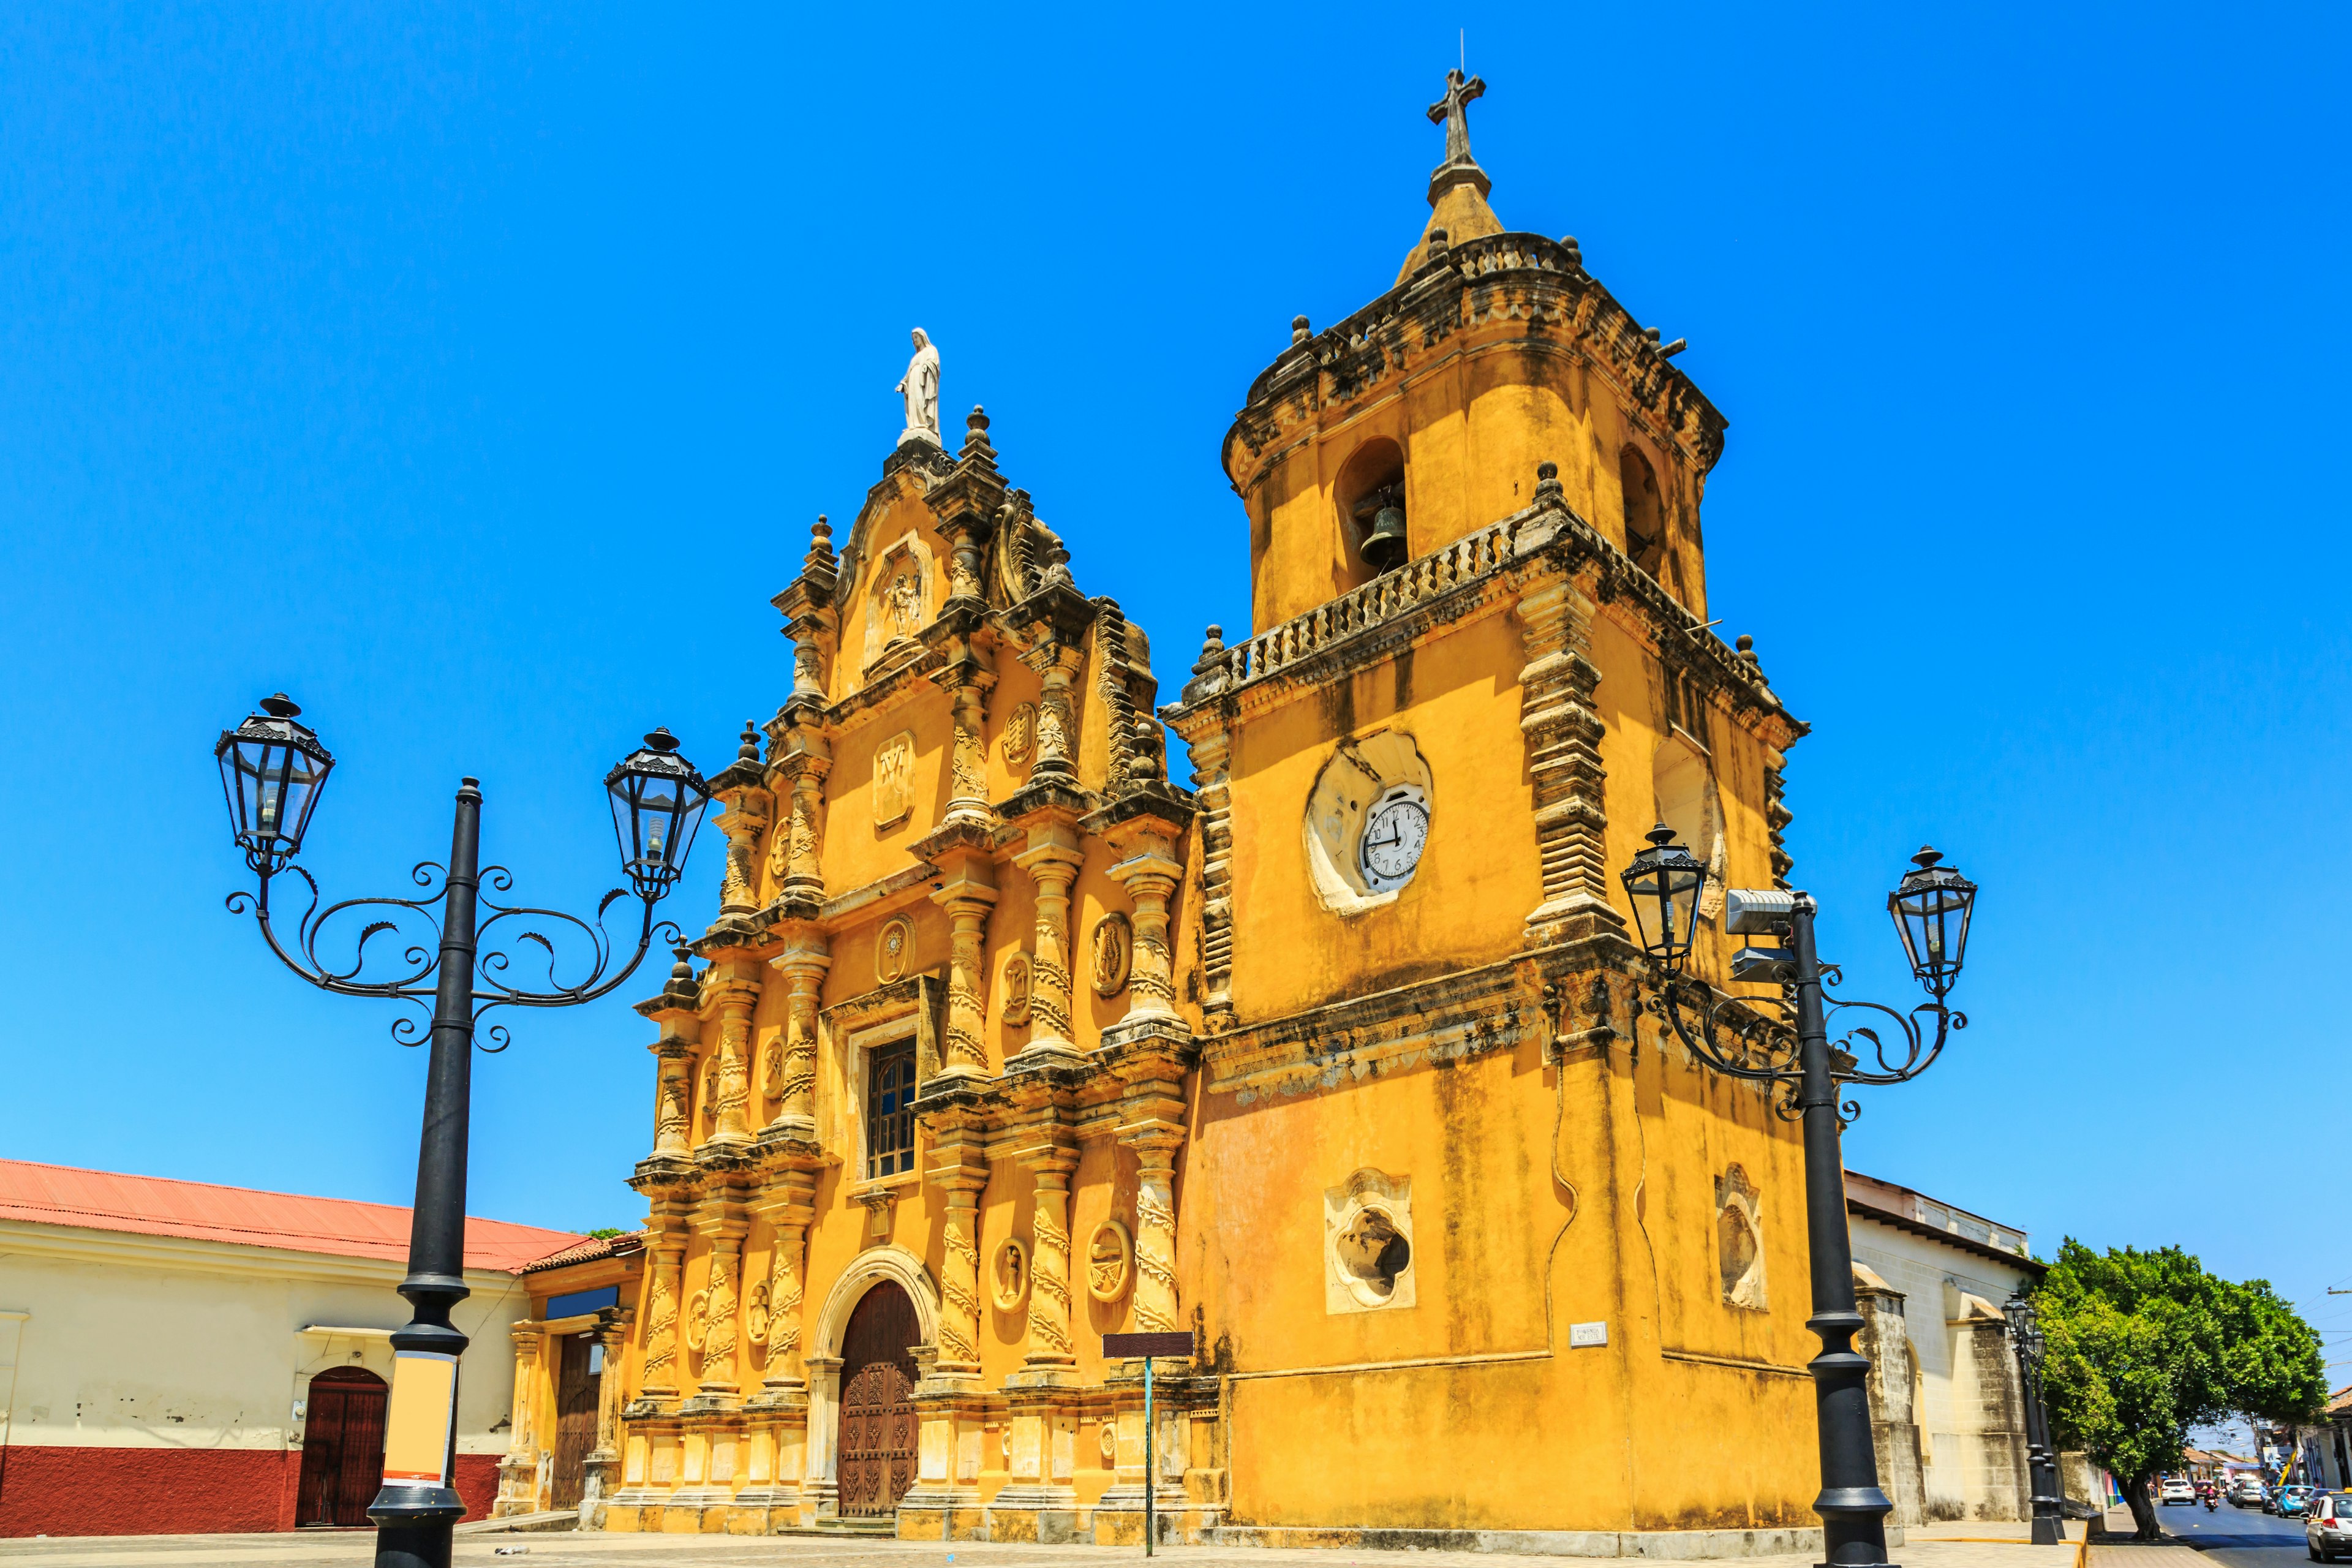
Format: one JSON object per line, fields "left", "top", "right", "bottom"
{"left": 985, "top": 1485, "right": 1082, "bottom": 1544}
{"left": 1003, "top": 1041, "right": 1086, "bottom": 1074}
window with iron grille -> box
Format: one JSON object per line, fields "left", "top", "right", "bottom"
{"left": 865, "top": 1041, "right": 916, "bottom": 1180}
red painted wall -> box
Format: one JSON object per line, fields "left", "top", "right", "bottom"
{"left": 0, "top": 1446, "right": 499, "bottom": 1539}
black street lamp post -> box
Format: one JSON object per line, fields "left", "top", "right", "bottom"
{"left": 1620, "top": 828, "right": 1979, "bottom": 1568}
{"left": 216, "top": 695, "right": 709, "bottom": 1568}
{"left": 2004, "top": 1289, "right": 2067, "bottom": 1543}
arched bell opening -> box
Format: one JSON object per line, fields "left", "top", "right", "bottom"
{"left": 1334, "top": 438, "right": 1409, "bottom": 590}
{"left": 1620, "top": 444, "right": 1667, "bottom": 583}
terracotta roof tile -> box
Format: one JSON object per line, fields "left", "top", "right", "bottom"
{"left": 0, "top": 1158, "right": 584, "bottom": 1274}
{"left": 518, "top": 1232, "right": 645, "bottom": 1275}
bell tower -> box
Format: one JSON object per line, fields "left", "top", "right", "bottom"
{"left": 1161, "top": 70, "right": 1820, "bottom": 1540}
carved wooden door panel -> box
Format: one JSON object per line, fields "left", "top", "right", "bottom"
{"left": 834, "top": 1282, "right": 918, "bottom": 1518}
{"left": 296, "top": 1368, "right": 388, "bottom": 1527}
{"left": 550, "top": 1334, "right": 600, "bottom": 1509}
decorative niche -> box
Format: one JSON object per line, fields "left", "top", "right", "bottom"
{"left": 1302, "top": 729, "right": 1434, "bottom": 915}
{"left": 1716, "top": 1164, "right": 1767, "bottom": 1310}
{"left": 1324, "top": 1168, "right": 1417, "bottom": 1314}
{"left": 862, "top": 532, "right": 937, "bottom": 671}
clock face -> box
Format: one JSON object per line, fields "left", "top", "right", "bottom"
{"left": 1361, "top": 793, "right": 1430, "bottom": 888}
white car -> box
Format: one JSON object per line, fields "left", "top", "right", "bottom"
{"left": 2308, "top": 1493, "right": 2352, "bottom": 1560}
{"left": 2161, "top": 1479, "right": 2196, "bottom": 1504}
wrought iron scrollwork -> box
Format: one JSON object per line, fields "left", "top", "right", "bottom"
{"left": 224, "top": 859, "right": 680, "bottom": 1049}
{"left": 1641, "top": 960, "right": 1966, "bottom": 1110}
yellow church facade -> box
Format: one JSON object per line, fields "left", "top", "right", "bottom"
{"left": 581, "top": 72, "right": 1830, "bottom": 1551}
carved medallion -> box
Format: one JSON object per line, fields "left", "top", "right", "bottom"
{"left": 876, "top": 917, "right": 913, "bottom": 986}
{"left": 1091, "top": 912, "right": 1131, "bottom": 997}
{"left": 1086, "top": 1219, "right": 1134, "bottom": 1303}
{"left": 1001, "top": 701, "right": 1038, "bottom": 774}
{"left": 873, "top": 731, "right": 914, "bottom": 829}
{"left": 990, "top": 1237, "right": 1030, "bottom": 1311}
{"left": 1001, "top": 952, "right": 1033, "bottom": 1025}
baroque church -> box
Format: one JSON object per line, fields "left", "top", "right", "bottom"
{"left": 502, "top": 72, "right": 1832, "bottom": 1550}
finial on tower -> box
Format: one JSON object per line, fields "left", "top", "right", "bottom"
{"left": 1398, "top": 67, "right": 1504, "bottom": 284}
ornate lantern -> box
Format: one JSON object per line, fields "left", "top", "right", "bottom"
{"left": 1619, "top": 823, "right": 1707, "bottom": 972}
{"left": 215, "top": 695, "right": 334, "bottom": 874}
{"left": 1889, "top": 846, "right": 1977, "bottom": 997}
{"left": 605, "top": 727, "right": 710, "bottom": 900}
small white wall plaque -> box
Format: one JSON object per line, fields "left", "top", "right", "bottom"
{"left": 1569, "top": 1321, "right": 1608, "bottom": 1348}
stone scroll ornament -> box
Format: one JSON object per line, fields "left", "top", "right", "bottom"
{"left": 1086, "top": 1219, "right": 1134, "bottom": 1302}
{"left": 1091, "top": 912, "right": 1132, "bottom": 997}
{"left": 1000, "top": 701, "right": 1038, "bottom": 775}
{"left": 1001, "top": 951, "right": 1032, "bottom": 1025}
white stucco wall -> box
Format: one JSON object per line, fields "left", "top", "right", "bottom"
{"left": 1851, "top": 1214, "right": 2034, "bottom": 1518}
{"left": 0, "top": 1219, "right": 522, "bottom": 1459}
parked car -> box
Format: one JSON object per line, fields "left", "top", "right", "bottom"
{"left": 2163, "top": 1479, "right": 2198, "bottom": 1504}
{"left": 2236, "top": 1479, "right": 2274, "bottom": 1507}
{"left": 2308, "top": 1493, "right": 2352, "bottom": 1559}
{"left": 2282, "top": 1486, "right": 2321, "bottom": 1518}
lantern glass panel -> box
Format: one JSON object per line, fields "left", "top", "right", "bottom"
{"left": 605, "top": 729, "right": 708, "bottom": 900}
{"left": 215, "top": 696, "right": 333, "bottom": 872}
{"left": 1619, "top": 824, "right": 1706, "bottom": 971}
{"left": 1889, "top": 848, "right": 1977, "bottom": 994}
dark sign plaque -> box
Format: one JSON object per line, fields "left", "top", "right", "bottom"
{"left": 1102, "top": 1332, "right": 1195, "bottom": 1359}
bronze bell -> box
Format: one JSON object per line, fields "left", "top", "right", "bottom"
{"left": 1360, "top": 497, "right": 1408, "bottom": 570}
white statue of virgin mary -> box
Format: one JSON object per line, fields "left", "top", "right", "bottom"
{"left": 896, "top": 328, "right": 941, "bottom": 448}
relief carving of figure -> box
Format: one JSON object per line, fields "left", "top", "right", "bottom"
{"left": 1091, "top": 913, "right": 1132, "bottom": 997}
{"left": 883, "top": 567, "right": 925, "bottom": 640}
{"left": 1001, "top": 952, "right": 1032, "bottom": 1025}
{"left": 991, "top": 1238, "right": 1030, "bottom": 1311}
{"left": 895, "top": 327, "right": 941, "bottom": 447}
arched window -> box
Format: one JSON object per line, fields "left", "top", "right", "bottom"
{"left": 1620, "top": 445, "right": 1666, "bottom": 579}
{"left": 1335, "top": 439, "right": 1408, "bottom": 584}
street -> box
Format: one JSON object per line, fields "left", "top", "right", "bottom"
{"left": 2152, "top": 1499, "right": 2312, "bottom": 1568}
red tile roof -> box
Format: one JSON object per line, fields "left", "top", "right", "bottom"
{"left": 0, "top": 1159, "right": 586, "bottom": 1273}
{"left": 518, "top": 1231, "right": 644, "bottom": 1275}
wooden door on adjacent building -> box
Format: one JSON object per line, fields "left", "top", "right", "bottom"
{"left": 549, "top": 1333, "right": 601, "bottom": 1509}
{"left": 835, "top": 1282, "right": 919, "bottom": 1517}
{"left": 296, "top": 1366, "right": 388, "bottom": 1527}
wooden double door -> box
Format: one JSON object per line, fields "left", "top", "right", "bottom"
{"left": 835, "top": 1281, "right": 919, "bottom": 1518}
{"left": 296, "top": 1366, "right": 387, "bottom": 1527}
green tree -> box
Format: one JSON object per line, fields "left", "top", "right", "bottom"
{"left": 2035, "top": 1240, "right": 2324, "bottom": 1539}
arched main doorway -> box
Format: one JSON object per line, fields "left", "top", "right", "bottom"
{"left": 296, "top": 1366, "right": 388, "bottom": 1528}
{"left": 835, "top": 1281, "right": 919, "bottom": 1518}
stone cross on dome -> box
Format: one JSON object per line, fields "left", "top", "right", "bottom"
{"left": 1427, "top": 67, "right": 1485, "bottom": 170}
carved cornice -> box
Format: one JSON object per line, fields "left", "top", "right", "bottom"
{"left": 1163, "top": 491, "right": 1806, "bottom": 752}
{"left": 1226, "top": 232, "right": 1727, "bottom": 483}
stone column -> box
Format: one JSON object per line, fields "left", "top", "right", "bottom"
{"left": 496, "top": 1323, "right": 542, "bottom": 1515}
{"left": 704, "top": 964, "right": 760, "bottom": 1149}
{"left": 1182, "top": 713, "right": 1237, "bottom": 1033}
{"left": 1010, "top": 829, "right": 1085, "bottom": 1068}
{"left": 750, "top": 1176, "right": 818, "bottom": 1395}
{"left": 1027, "top": 640, "right": 1082, "bottom": 783}
{"left": 1512, "top": 545, "right": 1626, "bottom": 946}
{"left": 639, "top": 1224, "right": 688, "bottom": 1401}
{"left": 762, "top": 941, "right": 829, "bottom": 1141}
{"left": 1017, "top": 1148, "right": 1080, "bottom": 1380}
{"left": 921, "top": 832, "right": 998, "bottom": 1083}
{"left": 581, "top": 1310, "right": 633, "bottom": 1528}
{"left": 769, "top": 747, "right": 832, "bottom": 903}
{"left": 1128, "top": 1137, "right": 1182, "bottom": 1336}
{"left": 946, "top": 677, "right": 992, "bottom": 824}
{"left": 929, "top": 1129, "right": 990, "bottom": 1380}
{"left": 685, "top": 1204, "right": 749, "bottom": 1406}
{"left": 1102, "top": 820, "right": 1185, "bottom": 1035}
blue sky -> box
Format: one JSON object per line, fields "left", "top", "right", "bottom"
{"left": 3, "top": 4, "right": 2346, "bottom": 1355}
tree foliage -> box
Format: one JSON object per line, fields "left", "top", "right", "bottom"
{"left": 2036, "top": 1239, "right": 2324, "bottom": 1538}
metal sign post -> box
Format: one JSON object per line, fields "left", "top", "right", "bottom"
{"left": 1103, "top": 1330, "right": 1196, "bottom": 1556}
